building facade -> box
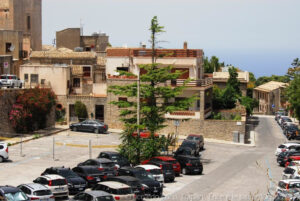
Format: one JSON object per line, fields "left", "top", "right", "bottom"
{"left": 253, "top": 81, "right": 288, "bottom": 115}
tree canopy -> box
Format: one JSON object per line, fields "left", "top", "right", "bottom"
{"left": 203, "top": 56, "right": 224, "bottom": 73}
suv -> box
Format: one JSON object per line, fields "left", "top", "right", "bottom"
{"left": 71, "top": 191, "right": 115, "bottom": 201}
{"left": 142, "top": 156, "right": 181, "bottom": 176}
{"left": 135, "top": 165, "right": 164, "bottom": 183}
{"left": 98, "top": 151, "right": 130, "bottom": 168}
{"left": 41, "top": 167, "right": 87, "bottom": 194}
{"left": 178, "top": 140, "right": 200, "bottom": 156}
{"left": 33, "top": 175, "right": 69, "bottom": 198}
{"left": 142, "top": 161, "right": 175, "bottom": 183}
{"left": 174, "top": 155, "right": 203, "bottom": 175}
{"left": 0, "top": 142, "right": 8, "bottom": 162}
{"left": 0, "top": 186, "right": 29, "bottom": 201}
{"left": 0, "top": 74, "right": 23, "bottom": 88}
{"left": 72, "top": 166, "right": 109, "bottom": 187}
{"left": 77, "top": 158, "right": 117, "bottom": 177}
{"left": 18, "top": 183, "right": 54, "bottom": 201}
{"left": 187, "top": 134, "right": 204, "bottom": 151}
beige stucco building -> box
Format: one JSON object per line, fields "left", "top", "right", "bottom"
{"left": 253, "top": 81, "right": 288, "bottom": 115}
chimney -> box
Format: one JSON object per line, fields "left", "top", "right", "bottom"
{"left": 183, "top": 41, "right": 188, "bottom": 50}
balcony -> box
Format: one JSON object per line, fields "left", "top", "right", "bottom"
{"left": 165, "top": 111, "right": 200, "bottom": 119}
{"left": 171, "top": 78, "right": 213, "bottom": 87}
{"left": 107, "top": 74, "right": 137, "bottom": 80}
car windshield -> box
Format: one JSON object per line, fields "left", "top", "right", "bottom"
{"left": 278, "top": 145, "right": 286, "bottom": 148}
{"left": 51, "top": 179, "right": 66, "bottom": 186}
{"left": 33, "top": 190, "right": 52, "bottom": 196}
{"left": 0, "top": 76, "right": 7, "bottom": 79}
{"left": 58, "top": 169, "right": 78, "bottom": 178}
{"left": 162, "top": 164, "right": 173, "bottom": 170}
{"left": 116, "top": 188, "right": 132, "bottom": 195}
{"left": 96, "top": 196, "right": 114, "bottom": 201}
{"left": 181, "top": 141, "right": 195, "bottom": 148}
{"left": 5, "top": 192, "right": 28, "bottom": 201}
{"left": 135, "top": 172, "right": 154, "bottom": 180}
{"left": 187, "top": 136, "right": 199, "bottom": 141}
{"left": 150, "top": 169, "right": 162, "bottom": 174}
{"left": 291, "top": 183, "right": 300, "bottom": 188}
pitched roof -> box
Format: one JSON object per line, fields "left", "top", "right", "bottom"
{"left": 254, "top": 81, "right": 288, "bottom": 92}
{"left": 31, "top": 48, "right": 96, "bottom": 59}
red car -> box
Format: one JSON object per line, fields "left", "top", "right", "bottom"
{"left": 142, "top": 156, "right": 181, "bottom": 176}
{"left": 285, "top": 155, "right": 300, "bottom": 167}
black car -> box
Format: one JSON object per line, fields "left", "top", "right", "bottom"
{"left": 41, "top": 167, "right": 87, "bottom": 194}
{"left": 70, "top": 120, "right": 108, "bottom": 134}
{"left": 187, "top": 134, "right": 204, "bottom": 151}
{"left": 147, "top": 161, "right": 175, "bottom": 182}
{"left": 72, "top": 166, "right": 109, "bottom": 187}
{"left": 0, "top": 186, "right": 30, "bottom": 201}
{"left": 285, "top": 125, "right": 300, "bottom": 140}
{"left": 77, "top": 158, "right": 117, "bottom": 177}
{"left": 118, "top": 167, "right": 163, "bottom": 197}
{"left": 178, "top": 140, "right": 200, "bottom": 156}
{"left": 280, "top": 117, "right": 292, "bottom": 128}
{"left": 174, "top": 146, "right": 199, "bottom": 157}
{"left": 71, "top": 191, "right": 114, "bottom": 201}
{"left": 107, "top": 176, "right": 145, "bottom": 200}
{"left": 174, "top": 155, "right": 203, "bottom": 175}
{"left": 98, "top": 151, "right": 130, "bottom": 168}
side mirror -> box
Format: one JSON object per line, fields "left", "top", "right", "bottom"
{"left": 33, "top": 179, "right": 37, "bottom": 183}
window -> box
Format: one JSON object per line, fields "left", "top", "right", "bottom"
{"left": 118, "top": 97, "right": 128, "bottom": 108}
{"left": 41, "top": 79, "right": 45, "bottom": 85}
{"left": 117, "top": 67, "right": 129, "bottom": 72}
{"left": 73, "top": 78, "right": 80, "bottom": 87}
{"left": 6, "top": 43, "right": 12, "bottom": 53}
{"left": 27, "top": 15, "right": 31, "bottom": 30}
{"left": 24, "top": 74, "right": 28, "bottom": 82}
{"left": 30, "top": 74, "right": 38, "bottom": 83}
{"left": 83, "top": 66, "right": 91, "bottom": 77}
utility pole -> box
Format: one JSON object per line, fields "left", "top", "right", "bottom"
{"left": 137, "top": 68, "right": 141, "bottom": 163}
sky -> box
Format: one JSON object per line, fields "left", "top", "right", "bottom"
{"left": 43, "top": 0, "right": 300, "bottom": 78}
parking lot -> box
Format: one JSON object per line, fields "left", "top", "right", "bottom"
{"left": 0, "top": 128, "right": 256, "bottom": 201}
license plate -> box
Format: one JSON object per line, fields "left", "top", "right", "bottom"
{"left": 153, "top": 189, "right": 158, "bottom": 193}
{"left": 174, "top": 166, "right": 177, "bottom": 168}
{"left": 194, "top": 169, "right": 199, "bottom": 171}
{"left": 79, "top": 188, "right": 83, "bottom": 191}
{"left": 166, "top": 172, "right": 171, "bottom": 175}
{"left": 55, "top": 187, "right": 64, "bottom": 191}
{"left": 96, "top": 178, "right": 100, "bottom": 181}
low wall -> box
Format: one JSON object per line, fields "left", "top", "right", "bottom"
{"left": 160, "top": 119, "right": 246, "bottom": 142}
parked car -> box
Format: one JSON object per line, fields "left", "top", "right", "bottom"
{"left": 71, "top": 191, "right": 115, "bottom": 201}
{"left": 0, "top": 74, "right": 23, "bottom": 88}
{"left": 186, "top": 134, "right": 204, "bottom": 151}
{"left": 177, "top": 140, "right": 200, "bottom": 156}
{"left": 283, "top": 122, "right": 296, "bottom": 132}
{"left": 285, "top": 125, "right": 300, "bottom": 140}
{"left": 41, "top": 167, "right": 87, "bottom": 194}
{"left": 141, "top": 161, "right": 175, "bottom": 183}
{"left": 92, "top": 181, "right": 136, "bottom": 201}
{"left": 107, "top": 176, "right": 145, "bottom": 201}
{"left": 274, "top": 189, "right": 300, "bottom": 201}
{"left": 277, "top": 151, "right": 300, "bottom": 167}
{"left": 141, "top": 156, "right": 181, "bottom": 176}
{"left": 174, "top": 155, "right": 203, "bottom": 175}
{"left": 281, "top": 117, "right": 293, "bottom": 128}
{"left": 70, "top": 191, "right": 115, "bottom": 201}
{"left": 0, "top": 186, "right": 29, "bottom": 201}
{"left": 278, "top": 116, "right": 290, "bottom": 126}
{"left": 0, "top": 142, "right": 9, "bottom": 162}
{"left": 72, "top": 166, "right": 109, "bottom": 187}
{"left": 277, "top": 179, "right": 300, "bottom": 194}
{"left": 282, "top": 166, "right": 298, "bottom": 180}
{"left": 275, "top": 111, "right": 285, "bottom": 121}
{"left": 33, "top": 175, "right": 69, "bottom": 198}
{"left": 118, "top": 167, "right": 163, "bottom": 197}
{"left": 275, "top": 143, "right": 300, "bottom": 156}
{"left": 77, "top": 158, "right": 117, "bottom": 177}
{"left": 70, "top": 120, "right": 108, "bottom": 134}
{"left": 18, "top": 183, "right": 54, "bottom": 201}
{"left": 135, "top": 165, "right": 164, "bottom": 183}
{"left": 98, "top": 151, "right": 130, "bottom": 168}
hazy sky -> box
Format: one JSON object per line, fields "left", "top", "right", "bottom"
{"left": 43, "top": 0, "right": 300, "bottom": 77}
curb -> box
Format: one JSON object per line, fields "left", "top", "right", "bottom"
{"left": 8, "top": 128, "right": 70, "bottom": 146}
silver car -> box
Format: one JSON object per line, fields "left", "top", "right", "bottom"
{"left": 18, "top": 183, "right": 55, "bottom": 201}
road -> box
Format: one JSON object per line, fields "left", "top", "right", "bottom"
{"left": 161, "top": 115, "right": 287, "bottom": 201}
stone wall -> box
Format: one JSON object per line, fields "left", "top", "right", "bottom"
{"left": 160, "top": 119, "right": 246, "bottom": 141}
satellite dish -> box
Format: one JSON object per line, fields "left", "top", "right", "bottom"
{"left": 9, "top": 45, "right": 15, "bottom": 52}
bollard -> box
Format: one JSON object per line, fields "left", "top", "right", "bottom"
{"left": 53, "top": 137, "right": 55, "bottom": 160}
{"left": 89, "top": 140, "right": 92, "bottom": 159}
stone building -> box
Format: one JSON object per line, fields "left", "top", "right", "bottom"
{"left": 0, "top": 55, "right": 13, "bottom": 74}
{"left": 22, "top": 48, "right": 107, "bottom": 122}
{"left": 253, "top": 81, "right": 288, "bottom": 115}
{"left": 56, "top": 28, "right": 109, "bottom": 52}
{"left": 212, "top": 69, "right": 250, "bottom": 96}
{"left": 105, "top": 43, "right": 213, "bottom": 130}
{"left": 0, "top": 0, "right": 42, "bottom": 51}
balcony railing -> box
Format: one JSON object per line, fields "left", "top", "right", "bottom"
{"left": 133, "top": 49, "right": 201, "bottom": 58}
{"left": 173, "top": 78, "right": 213, "bottom": 87}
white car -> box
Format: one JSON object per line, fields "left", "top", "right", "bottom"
{"left": 33, "top": 175, "right": 69, "bottom": 198}
{"left": 282, "top": 166, "right": 300, "bottom": 180}
{"left": 18, "top": 183, "right": 55, "bottom": 201}
{"left": 277, "top": 179, "right": 300, "bottom": 194}
{"left": 135, "top": 165, "right": 164, "bottom": 183}
{"left": 0, "top": 74, "right": 23, "bottom": 88}
{"left": 93, "top": 181, "right": 136, "bottom": 201}
{"left": 0, "top": 142, "right": 8, "bottom": 162}
{"left": 278, "top": 116, "right": 290, "bottom": 126}
{"left": 275, "top": 143, "right": 300, "bottom": 156}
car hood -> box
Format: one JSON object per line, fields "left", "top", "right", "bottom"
{"left": 140, "top": 179, "right": 160, "bottom": 187}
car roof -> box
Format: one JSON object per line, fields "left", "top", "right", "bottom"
{"left": 100, "top": 151, "right": 119, "bottom": 155}
{"left": 135, "top": 165, "right": 160, "bottom": 170}
{"left": 20, "top": 183, "right": 49, "bottom": 191}
{"left": 154, "top": 156, "right": 176, "bottom": 161}
{"left": 182, "top": 140, "right": 196, "bottom": 144}
{"left": 40, "top": 174, "right": 65, "bottom": 180}
{"left": 98, "top": 181, "right": 130, "bottom": 189}
{"left": 94, "top": 158, "right": 114, "bottom": 163}
{"left": 120, "top": 167, "right": 144, "bottom": 173}
{"left": 0, "top": 186, "right": 22, "bottom": 194}
{"left": 109, "top": 176, "right": 139, "bottom": 182}
{"left": 188, "top": 134, "right": 202, "bottom": 137}
{"left": 85, "top": 190, "right": 112, "bottom": 197}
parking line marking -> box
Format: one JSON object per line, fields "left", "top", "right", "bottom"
{"left": 55, "top": 142, "right": 119, "bottom": 148}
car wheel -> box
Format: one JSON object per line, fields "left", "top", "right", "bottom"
{"left": 182, "top": 168, "right": 187, "bottom": 175}
{"left": 11, "top": 84, "right": 14, "bottom": 88}
{"left": 94, "top": 128, "right": 99, "bottom": 134}
{"left": 19, "top": 83, "right": 22, "bottom": 89}
{"left": 0, "top": 156, "right": 3, "bottom": 163}
{"left": 72, "top": 127, "right": 77, "bottom": 132}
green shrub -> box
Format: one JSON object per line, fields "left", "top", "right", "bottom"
{"left": 74, "top": 101, "right": 88, "bottom": 121}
